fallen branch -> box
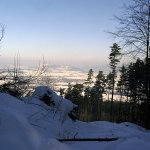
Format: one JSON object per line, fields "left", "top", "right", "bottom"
{"left": 57, "top": 137, "right": 119, "bottom": 142}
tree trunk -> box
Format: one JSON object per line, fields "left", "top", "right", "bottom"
{"left": 110, "top": 77, "right": 115, "bottom": 122}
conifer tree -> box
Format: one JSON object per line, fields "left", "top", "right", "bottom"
{"left": 117, "top": 65, "right": 128, "bottom": 121}
{"left": 106, "top": 72, "right": 113, "bottom": 101}
{"left": 92, "top": 71, "right": 105, "bottom": 120}
{"left": 65, "top": 83, "right": 72, "bottom": 99}
{"left": 83, "top": 69, "right": 94, "bottom": 121}
{"left": 84, "top": 69, "right": 94, "bottom": 86}
{"left": 127, "top": 59, "right": 146, "bottom": 124}
{"left": 109, "top": 43, "right": 121, "bottom": 121}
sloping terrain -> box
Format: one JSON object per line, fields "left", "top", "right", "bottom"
{"left": 0, "top": 86, "right": 150, "bottom": 150}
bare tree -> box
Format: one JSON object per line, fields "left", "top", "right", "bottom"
{"left": 110, "top": 0, "right": 150, "bottom": 127}
{"left": 0, "top": 55, "right": 48, "bottom": 97}
{"left": 110, "top": 0, "right": 150, "bottom": 59}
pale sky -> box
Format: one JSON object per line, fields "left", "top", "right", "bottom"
{"left": 0, "top": 0, "right": 130, "bottom": 69}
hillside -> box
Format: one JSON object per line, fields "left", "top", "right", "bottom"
{"left": 0, "top": 86, "right": 150, "bottom": 150}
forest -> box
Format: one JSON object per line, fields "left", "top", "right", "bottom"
{"left": 63, "top": 53, "right": 150, "bottom": 129}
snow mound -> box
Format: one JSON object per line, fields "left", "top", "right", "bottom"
{"left": 31, "top": 86, "right": 77, "bottom": 121}
{"left": 0, "top": 88, "right": 150, "bottom": 150}
{"left": 0, "top": 93, "right": 71, "bottom": 150}
{"left": 120, "top": 122, "right": 146, "bottom": 131}
{"left": 0, "top": 107, "right": 41, "bottom": 150}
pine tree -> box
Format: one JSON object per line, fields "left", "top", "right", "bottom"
{"left": 117, "top": 65, "right": 128, "bottom": 122}
{"left": 106, "top": 72, "right": 113, "bottom": 101}
{"left": 65, "top": 83, "right": 83, "bottom": 103}
{"left": 65, "top": 83, "right": 72, "bottom": 99}
{"left": 83, "top": 69, "right": 94, "bottom": 121}
{"left": 109, "top": 43, "right": 121, "bottom": 121}
{"left": 127, "top": 59, "right": 146, "bottom": 124}
{"left": 65, "top": 83, "right": 84, "bottom": 120}
{"left": 84, "top": 69, "right": 94, "bottom": 86}
{"left": 92, "top": 71, "right": 105, "bottom": 120}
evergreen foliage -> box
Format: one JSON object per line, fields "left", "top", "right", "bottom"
{"left": 64, "top": 57, "right": 150, "bottom": 129}
{"left": 109, "top": 43, "right": 121, "bottom": 121}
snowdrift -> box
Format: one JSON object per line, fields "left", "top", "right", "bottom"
{"left": 0, "top": 86, "right": 150, "bottom": 150}
{"left": 31, "top": 86, "right": 78, "bottom": 121}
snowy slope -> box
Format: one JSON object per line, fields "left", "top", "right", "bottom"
{"left": 0, "top": 86, "right": 150, "bottom": 150}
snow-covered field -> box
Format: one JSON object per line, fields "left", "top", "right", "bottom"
{"left": 0, "top": 86, "right": 150, "bottom": 150}
{"left": 23, "top": 65, "right": 87, "bottom": 90}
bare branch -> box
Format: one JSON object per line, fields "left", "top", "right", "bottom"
{"left": 108, "top": 0, "right": 150, "bottom": 59}
{"left": 0, "top": 24, "right": 4, "bottom": 42}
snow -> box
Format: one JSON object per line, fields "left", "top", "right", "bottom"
{"left": 31, "top": 86, "right": 77, "bottom": 122}
{"left": 0, "top": 86, "right": 150, "bottom": 150}
{"left": 0, "top": 92, "right": 71, "bottom": 150}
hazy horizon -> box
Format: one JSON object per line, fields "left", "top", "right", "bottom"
{"left": 0, "top": 55, "right": 110, "bottom": 73}
{"left": 0, "top": 0, "right": 130, "bottom": 68}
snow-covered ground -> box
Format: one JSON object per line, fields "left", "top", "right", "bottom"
{"left": 0, "top": 86, "right": 150, "bottom": 150}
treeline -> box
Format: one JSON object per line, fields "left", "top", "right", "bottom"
{"left": 61, "top": 56, "right": 150, "bottom": 129}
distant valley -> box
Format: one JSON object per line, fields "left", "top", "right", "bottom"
{"left": 0, "top": 64, "right": 109, "bottom": 91}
